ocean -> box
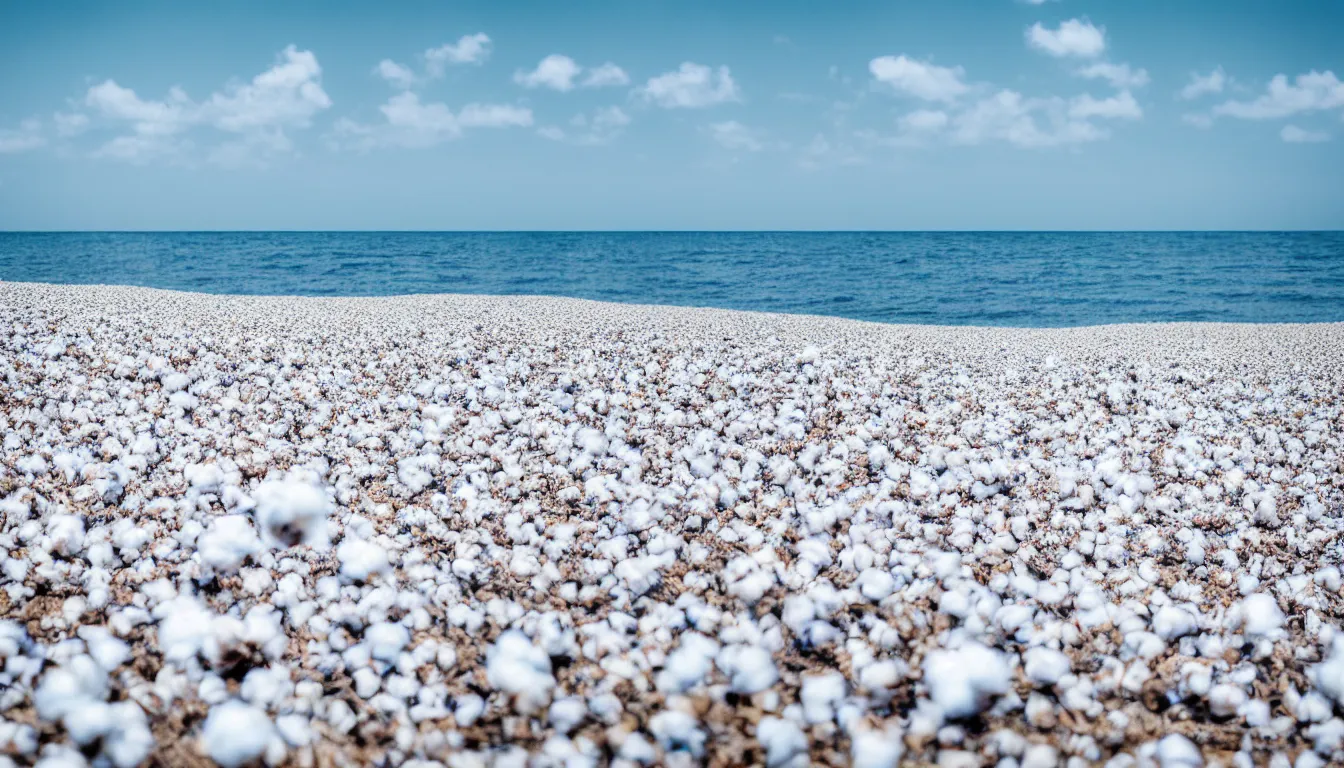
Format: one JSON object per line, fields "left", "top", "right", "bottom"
{"left": 1, "top": 231, "right": 1341, "bottom": 327}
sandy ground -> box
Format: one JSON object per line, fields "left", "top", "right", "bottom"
{"left": 1, "top": 281, "right": 1342, "bottom": 768}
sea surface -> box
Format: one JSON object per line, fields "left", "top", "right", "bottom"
{"left": 1, "top": 231, "right": 1342, "bottom": 327}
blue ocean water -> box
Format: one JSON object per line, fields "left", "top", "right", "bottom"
{"left": 1, "top": 231, "right": 1341, "bottom": 327}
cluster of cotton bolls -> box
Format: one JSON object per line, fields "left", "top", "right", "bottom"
{"left": 1, "top": 283, "right": 1343, "bottom": 767}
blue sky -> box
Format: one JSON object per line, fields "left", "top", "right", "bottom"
{"left": 1, "top": 0, "right": 1342, "bottom": 230}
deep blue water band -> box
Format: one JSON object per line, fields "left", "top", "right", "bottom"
{"left": 2, "top": 231, "right": 1341, "bottom": 327}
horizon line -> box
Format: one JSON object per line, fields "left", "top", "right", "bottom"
{"left": 2, "top": 229, "right": 1343, "bottom": 235}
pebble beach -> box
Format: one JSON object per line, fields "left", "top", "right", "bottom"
{"left": 2, "top": 281, "right": 1343, "bottom": 768}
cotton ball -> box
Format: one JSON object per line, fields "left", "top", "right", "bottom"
{"left": 365, "top": 622, "right": 410, "bottom": 663}
{"left": 756, "top": 716, "right": 807, "bottom": 767}
{"left": 923, "top": 642, "right": 1011, "bottom": 719}
{"left": 199, "top": 700, "right": 275, "bottom": 768}
{"left": 1238, "top": 593, "right": 1285, "bottom": 638}
{"left": 486, "top": 630, "right": 555, "bottom": 712}
{"left": 252, "top": 478, "right": 331, "bottom": 549}
{"left": 337, "top": 538, "right": 390, "bottom": 582}
{"left": 198, "top": 516, "right": 261, "bottom": 573}
{"left": 1023, "top": 646, "right": 1071, "bottom": 687}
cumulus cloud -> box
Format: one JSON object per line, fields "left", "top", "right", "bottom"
{"left": 425, "top": 33, "right": 492, "bottom": 75}
{"left": 331, "top": 92, "right": 531, "bottom": 150}
{"left": 582, "top": 63, "right": 630, "bottom": 88}
{"left": 376, "top": 60, "right": 416, "bottom": 90}
{"left": 899, "top": 109, "right": 950, "bottom": 133}
{"left": 515, "top": 55, "right": 583, "bottom": 91}
{"left": 1027, "top": 19, "right": 1106, "bottom": 58}
{"left": 538, "top": 105, "right": 631, "bottom": 145}
{"left": 1281, "top": 124, "right": 1330, "bottom": 143}
{"left": 1068, "top": 90, "right": 1142, "bottom": 121}
{"left": 1180, "top": 68, "right": 1226, "bottom": 100}
{"left": 951, "top": 90, "right": 1111, "bottom": 148}
{"left": 708, "top": 120, "right": 764, "bottom": 151}
{"left": 1213, "top": 70, "right": 1344, "bottom": 120}
{"left": 53, "top": 112, "right": 89, "bottom": 137}
{"left": 637, "top": 63, "right": 740, "bottom": 108}
{"left": 514, "top": 56, "right": 630, "bottom": 92}
{"left": 83, "top": 45, "right": 331, "bottom": 164}
{"left": 1077, "top": 62, "right": 1149, "bottom": 90}
{"left": 0, "top": 118, "right": 45, "bottom": 153}
{"left": 869, "top": 56, "right": 968, "bottom": 103}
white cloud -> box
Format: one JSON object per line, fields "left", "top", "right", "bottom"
{"left": 1027, "top": 19, "right": 1106, "bottom": 59}
{"left": 582, "top": 63, "right": 629, "bottom": 88}
{"left": 424, "top": 33, "right": 492, "bottom": 75}
{"left": 1213, "top": 70, "right": 1344, "bottom": 120}
{"left": 515, "top": 55, "right": 583, "bottom": 92}
{"left": 899, "top": 109, "right": 950, "bottom": 133}
{"left": 1069, "top": 90, "right": 1142, "bottom": 120}
{"left": 869, "top": 56, "right": 968, "bottom": 103}
{"left": 951, "top": 90, "right": 1108, "bottom": 148}
{"left": 708, "top": 120, "right": 764, "bottom": 151}
{"left": 637, "top": 63, "right": 740, "bottom": 108}
{"left": 538, "top": 105, "right": 631, "bottom": 145}
{"left": 331, "top": 92, "right": 531, "bottom": 150}
{"left": 1281, "top": 124, "right": 1330, "bottom": 143}
{"left": 1077, "top": 62, "right": 1149, "bottom": 90}
{"left": 515, "top": 56, "right": 629, "bottom": 92}
{"left": 0, "top": 119, "right": 45, "bottom": 153}
{"left": 1179, "top": 68, "right": 1226, "bottom": 100}
{"left": 53, "top": 112, "right": 89, "bottom": 137}
{"left": 203, "top": 46, "right": 330, "bottom": 133}
{"left": 458, "top": 103, "right": 534, "bottom": 128}
{"left": 84, "top": 45, "right": 331, "bottom": 164}
{"left": 376, "top": 59, "right": 416, "bottom": 90}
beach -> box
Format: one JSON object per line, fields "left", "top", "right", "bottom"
{"left": 2, "top": 280, "right": 1343, "bottom": 767}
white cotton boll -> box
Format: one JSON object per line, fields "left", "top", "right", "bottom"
{"left": 716, "top": 644, "right": 778, "bottom": 694}
{"left": 76, "top": 626, "right": 130, "bottom": 672}
{"left": 486, "top": 631, "right": 555, "bottom": 711}
{"left": 1152, "top": 605, "right": 1198, "bottom": 641}
{"left": 656, "top": 634, "right": 719, "bottom": 693}
{"left": 185, "top": 463, "right": 225, "bottom": 494}
{"left": 923, "top": 642, "right": 1011, "bottom": 719}
{"left": 161, "top": 372, "right": 190, "bottom": 392}
{"left": 198, "top": 515, "right": 261, "bottom": 572}
{"left": 851, "top": 726, "right": 905, "bottom": 768}
{"left": 1311, "top": 638, "right": 1344, "bottom": 705}
{"left": 856, "top": 568, "right": 895, "bottom": 602}
{"left": 337, "top": 538, "right": 390, "bottom": 582}
{"left": 756, "top": 716, "right": 807, "bottom": 767}
{"left": 200, "top": 700, "right": 275, "bottom": 768}
{"left": 252, "top": 478, "right": 331, "bottom": 549}
{"left": 1152, "top": 733, "right": 1204, "bottom": 767}
{"left": 365, "top": 622, "right": 410, "bottom": 663}
{"left": 939, "top": 590, "right": 971, "bottom": 619}
{"left": 157, "top": 596, "right": 217, "bottom": 664}
{"left": 34, "top": 657, "right": 107, "bottom": 721}
{"left": 649, "top": 710, "right": 706, "bottom": 757}
{"left": 548, "top": 697, "right": 586, "bottom": 734}
{"left": 454, "top": 694, "right": 485, "bottom": 727}
{"left": 1024, "top": 647, "right": 1071, "bottom": 687}
{"left": 800, "top": 671, "right": 846, "bottom": 724}
{"left": 1238, "top": 593, "right": 1285, "bottom": 638}
{"left": 47, "top": 515, "right": 85, "bottom": 557}
{"left": 1208, "top": 683, "right": 1247, "bottom": 717}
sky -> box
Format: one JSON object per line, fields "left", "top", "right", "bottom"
{"left": 1, "top": 0, "right": 1342, "bottom": 231}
